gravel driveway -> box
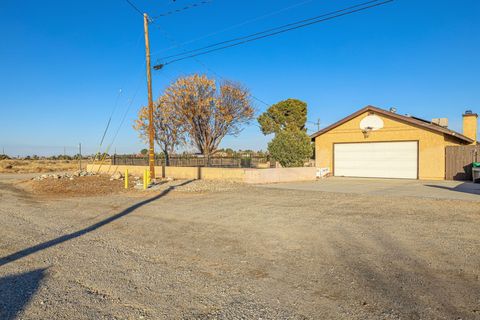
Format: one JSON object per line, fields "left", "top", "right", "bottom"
{"left": 0, "top": 174, "right": 479, "bottom": 319}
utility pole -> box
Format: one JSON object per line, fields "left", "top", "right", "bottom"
{"left": 144, "top": 13, "right": 155, "bottom": 181}
{"left": 315, "top": 118, "right": 321, "bottom": 131}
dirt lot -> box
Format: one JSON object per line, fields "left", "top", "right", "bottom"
{"left": 0, "top": 160, "right": 82, "bottom": 173}
{"left": 0, "top": 174, "right": 479, "bottom": 319}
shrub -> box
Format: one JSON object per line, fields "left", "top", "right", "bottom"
{"left": 268, "top": 129, "right": 313, "bottom": 167}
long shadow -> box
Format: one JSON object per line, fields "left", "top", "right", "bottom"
{"left": 0, "top": 268, "right": 46, "bottom": 320}
{"left": 327, "top": 224, "right": 480, "bottom": 319}
{"left": 0, "top": 180, "right": 193, "bottom": 267}
{"left": 425, "top": 182, "right": 480, "bottom": 196}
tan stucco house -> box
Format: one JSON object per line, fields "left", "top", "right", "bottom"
{"left": 311, "top": 106, "right": 478, "bottom": 180}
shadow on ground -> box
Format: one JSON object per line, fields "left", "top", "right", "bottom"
{"left": 0, "top": 268, "right": 46, "bottom": 320}
{"left": 328, "top": 225, "right": 480, "bottom": 319}
{"left": 0, "top": 180, "right": 193, "bottom": 267}
{"left": 425, "top": 182, "right": 480, "bottom": 196}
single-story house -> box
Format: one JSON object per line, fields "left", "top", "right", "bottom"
{"left": 310, "top": 105, "right": 478, "bottom": 180}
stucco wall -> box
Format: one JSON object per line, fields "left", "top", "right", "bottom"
{"left": 86, "top": 164, "right": 316, "bottom": 184}
{"left": 314, "top": 111, "right": 465, "bottom": 180}
{"left": 244, "top": 167, "right": 317, "bottom": 184}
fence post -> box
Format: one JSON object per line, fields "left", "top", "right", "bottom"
{"left": 143, "top": 169, "right": 148, "bottom": 190}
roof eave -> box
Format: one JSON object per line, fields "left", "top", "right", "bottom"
{"left": 310, "top": 105, "right": 474, "bottom": 144}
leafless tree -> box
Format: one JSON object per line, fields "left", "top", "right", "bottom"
{"left": 162, "top": 74, "right": 254, "bottom": 160}
{"left": 133, "top": 97, "right": 186, "bottom": 166}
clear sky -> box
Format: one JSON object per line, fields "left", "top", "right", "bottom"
{"left": 0, "top": 0, "right": 478, "bottom": 156}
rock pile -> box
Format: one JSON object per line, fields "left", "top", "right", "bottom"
{"left": 110, "top": 172, "right": 123, "bottom": 180}
{"left": 33, "top": 171, "right": 96, "bottom": 181}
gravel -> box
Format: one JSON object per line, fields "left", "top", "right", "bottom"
{"left": 145, "top": 179, "right": 245, "bottom": 193}
{"left": 1, "top": 173, "right": 479, "bottom": 319}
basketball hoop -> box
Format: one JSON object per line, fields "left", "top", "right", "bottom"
{"left": 361, "top": 126, "right": 373, "bottom": 138}
{"left": 359, "top": 115, "right": 383, "bottom": 138}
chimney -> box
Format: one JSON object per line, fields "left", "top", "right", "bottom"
{"left": 463, "top": 110, "right": 478, "bottom": 144}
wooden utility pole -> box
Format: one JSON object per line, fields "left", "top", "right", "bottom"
{"left": 144, "top": 13, "right": 155, "bottom": 181}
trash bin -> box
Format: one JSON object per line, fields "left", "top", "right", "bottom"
{"left": 473, "top": 163, "right": 480, "bottom": 183}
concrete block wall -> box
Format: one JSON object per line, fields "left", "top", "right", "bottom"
{"left": 86, "top": 164, "right": 316, "bottom": 184}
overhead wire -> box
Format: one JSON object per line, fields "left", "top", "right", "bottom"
{"left": 92, "top": 30, "right": 144, "bottom": 166}
{"left": 92, "top": 89, "right": 123, "bottom": 163}
{"left": 123, "top": 0, "right": 392, "bottom": 142}
{"left": 152, "top": 23, "right": 272, "bottom": 110}
{"left": 161, "top": 0, "right": 380, "bottom": 60}
{"left": 125, "top": 0, "right": 144, "bottom": 17}
{"left": 159, "top": 0, "right": 394, "bottom": 65}
{"left": 152, "top": 26, "right": 271, "bottom": 137}
{"left": 152, "top": 0, "right": 213, "bottom": 18}
{"left": 96, "top": 69, "right": 145, "bottom": 172}
{"left": 99, "top": 89, "right": 123, "bottom": 147}
{"left": 150, "top": 0, "right": 314, "bottom": 56}
{"left": 108, "top": 78, "right": 144, "bottom": 152}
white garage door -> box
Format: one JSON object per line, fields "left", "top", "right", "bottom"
{"left": 334, "top": 141, "right": 418, "bottom": 179}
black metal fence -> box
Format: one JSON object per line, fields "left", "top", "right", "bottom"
{"left": 112, "top": 154, "right": 269, "bottom": 168}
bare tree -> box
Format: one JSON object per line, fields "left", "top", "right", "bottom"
{"left": 133, "top": 97, "right": 186, "bottom": 166}
{"left": 163, "top": 74, "right": 254, "bottom": 160}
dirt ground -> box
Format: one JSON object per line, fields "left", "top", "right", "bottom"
{"left": 0, "top": 160, "right": 82, "bottom": 173}
{"left": 0, "top": 174, "right": 479, "bottom": 319}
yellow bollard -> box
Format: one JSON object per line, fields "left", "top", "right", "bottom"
{"left": 147, "top": 169, "right": 150, "bottom": 186}
{"left": 124, "top": 169, "right": 129, "bottom": 189}
{"left": 143, "top": 169, "right": 147, "bottom": 190}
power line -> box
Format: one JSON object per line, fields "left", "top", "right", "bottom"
{"left": 158, "top": 0, "right": 393, "bottom": 65}
{"left": 150, "top": 0, "right": 314, "bottom": 56}
{"left": 160, "top": 0, "right": 385, "bottom": 60}
{"left": 99, "top": 89, "right": 123, "bottom": 148}
{"left": 108, "top": 83, "right": 142, "bottom": 153}
{"left": 153, "top": 24, "right": 272, "bottom": 109}
{"left": 92, "top": 30, "right": 144, "bottom": 164}
{"left": 100, "top": 67, "right": 145, "bottom": 159}
{"left": 307, "top": 118, "right": 321, "bottom": 131}
{"left": 125, "top": 0, "right": 144, "bottom": 17}
{"left": 152, "top": 0, "right": 213, "bottom": 18}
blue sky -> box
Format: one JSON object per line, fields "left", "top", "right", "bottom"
{"left": 0, "top": 0, "right": 478, "bottom": 156}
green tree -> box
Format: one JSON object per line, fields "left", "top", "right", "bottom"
{"left": 268, "top": 129, "right": 313, "bottom": 167}
{"left": 257, "top": 98, "right": 307, "bottom": 135}
{"left": 140, "top": 148, "right": 148, "bottom": 156}
{"left": 258, "top": 98, "right": 311, "bottom": 167}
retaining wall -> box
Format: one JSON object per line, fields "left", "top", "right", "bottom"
{"left": 86, "top": 164, "right": 316, "bottom": 184}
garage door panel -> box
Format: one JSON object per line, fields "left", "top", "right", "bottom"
{"left": 334, "top": 142, "right": 418, "bottom": 179}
